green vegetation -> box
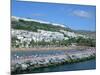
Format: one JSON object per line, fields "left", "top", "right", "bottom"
{"left": 11, "top": 36, "right": 20, "bottom": 48}
{"left": 76, "top": 37, "right": 96, "bottom": 47}
{"left": 12, "top": 19, "right": 72, "bottom": 32}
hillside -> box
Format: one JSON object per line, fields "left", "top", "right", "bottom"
{"left": 11, "top": 16, "right": 72, "bottom": 32}
{"left": 74, "top": 30, "right": 96, "bottom": 39}
{"left": 11, "top": 16, "right": 96, "bottom": 48}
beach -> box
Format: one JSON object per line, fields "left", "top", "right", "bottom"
{"left": 11, "top": 46, "right": 92, "bottom": 51}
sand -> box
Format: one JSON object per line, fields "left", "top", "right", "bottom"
{"left": 11, "top": 46, "right": 92, "bottom": 51}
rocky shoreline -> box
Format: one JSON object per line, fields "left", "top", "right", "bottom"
{"left": 11, "top": 47, "right": 96, "bottom": 74}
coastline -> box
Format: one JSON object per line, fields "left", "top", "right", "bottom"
{"left": 11, "top": 46, "right": 92, "bottom": 51}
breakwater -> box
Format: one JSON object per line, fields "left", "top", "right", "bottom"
{"left": 11, "top": 48, "right": 96, "bottom": 74}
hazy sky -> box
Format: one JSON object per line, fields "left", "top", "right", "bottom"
{"left": 12, "top": 0, "right": 96, "bottom": 31}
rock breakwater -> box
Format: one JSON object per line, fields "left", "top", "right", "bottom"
{"left": 11, "top": 48, "right": 96, "bottom": 74}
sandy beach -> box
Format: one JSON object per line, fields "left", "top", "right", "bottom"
{"left": 11, "top": 46, "right": 92, "bottom": 51}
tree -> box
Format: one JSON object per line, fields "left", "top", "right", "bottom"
{"left": 30, "top": 40, "right": 35, "bottom": 47}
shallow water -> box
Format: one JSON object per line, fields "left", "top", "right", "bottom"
{"left": 11, "top": 49, "right": 92, "bottom": 59}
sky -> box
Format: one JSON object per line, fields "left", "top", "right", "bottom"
{"left": 12, "top": 0, "right": 96, "bottom": 31}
